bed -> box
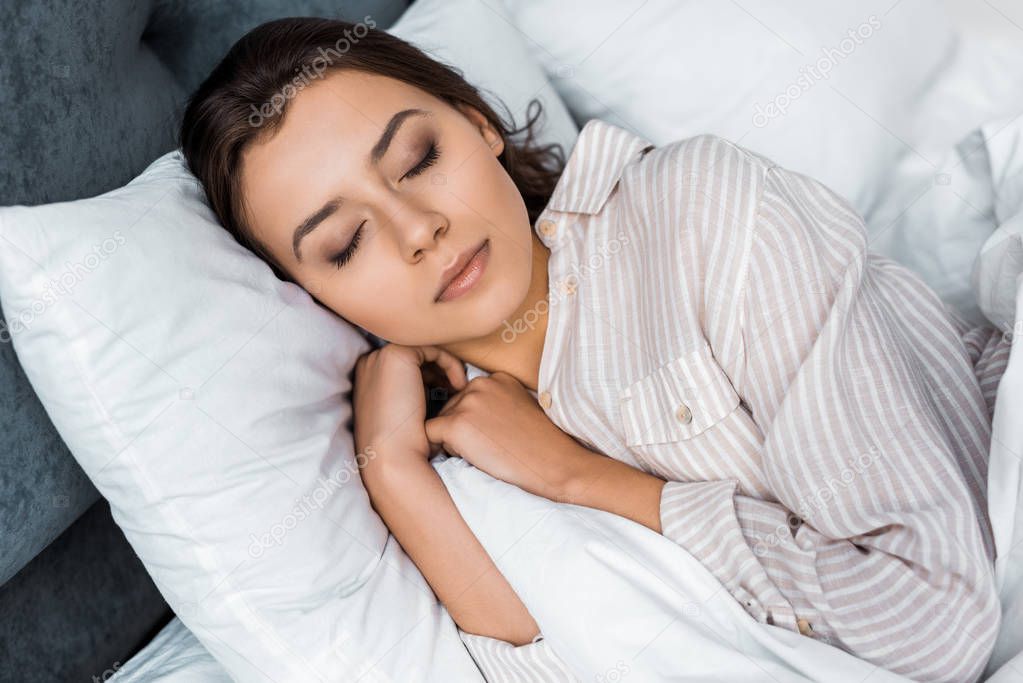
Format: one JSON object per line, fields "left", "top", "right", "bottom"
{"left": 2, "top": 1, "right": 1021, "bottom": 681}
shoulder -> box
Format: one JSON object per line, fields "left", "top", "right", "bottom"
{"left": 636, "top": 134, "right": 775, "bottom": 180}
{"left": 618, "top": 134, "right": 773, "bottom": 232}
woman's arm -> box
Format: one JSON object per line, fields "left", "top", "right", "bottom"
{"left": 360, "top": 453, "right": 539, "bottom": 645}
{"left": 363, "top": 453, "right": 580, "bottom": 680}
{"left": 563, "top": 450, "right": 666, "bottom": 533}
{"left": 351, "top": 344, "right": 576, "bottom": 680}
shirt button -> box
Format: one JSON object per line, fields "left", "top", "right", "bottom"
{"left": 538, "top": 219, "right": 557, "bottom": 237}
{"left": 675, "top": 403, "right": 692, "bottom": 424}
{"left": 558, "top": 279, "right": 577, "bottom": 296}
{"left": 797, "top": 618, "right": 814, "bottom": 636}
{"left": 538, "top": 390, "right": 553, "bottom": 410}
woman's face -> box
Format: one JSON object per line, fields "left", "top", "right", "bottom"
{"left": 239, "top": 70, "right": 535, "bottom": 346}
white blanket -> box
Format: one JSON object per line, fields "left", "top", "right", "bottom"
{"left": 112, "top": 400, "right": 1023, "bottom": 682}
{"left": 436, "top": 456, "right": 905, "bottom": 682}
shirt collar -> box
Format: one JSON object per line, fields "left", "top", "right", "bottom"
{"left": 543, "top": 118, "right": 655, "bottom": 216}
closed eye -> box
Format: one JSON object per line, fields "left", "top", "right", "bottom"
{"left": 403, "top": 142, "right": 440, "bottom": 180}
{"left": 331, "top": 220, "right": 365, "bottom": 269}
{"left": 329, "top": 141, "right": 439, "bottom": 269}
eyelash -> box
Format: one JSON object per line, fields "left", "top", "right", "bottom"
{"left": 403, "top": 141, "right": 441, "bottom": 179}
{"left": 330, "top": 141, "right": 441, "bottom": 269}
{"left": 332, "top": 221, "right": 364, "bottom": 269}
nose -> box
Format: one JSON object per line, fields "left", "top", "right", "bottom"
{"left": 392, "top": 196, "right": 449, "bottom": 262}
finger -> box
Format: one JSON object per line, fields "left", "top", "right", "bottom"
{"left": 435, "top": 386, "right": 467, "bottom": 417}
{"left": 424, "top": 415, "right": 456, "bottom": 457}
{"left": 487, "top": 371, "right": 524, "bottom": 390}
{"left": 417, "top": 345, "right": 468, "bottom": 390}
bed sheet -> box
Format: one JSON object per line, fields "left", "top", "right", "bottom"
{"left": 108, "top": 617, "right": 1023, "bottom": 682}
{"left": 109, "top": 617, "right": 231, "bottom": 682}
{"left": 108, "top": 546, "right": 1023, "bottom": 683}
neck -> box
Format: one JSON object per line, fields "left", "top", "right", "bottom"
{"left": 441, "top": 230, "right": 550, "bottom": 393}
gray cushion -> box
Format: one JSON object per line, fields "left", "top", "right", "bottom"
{"left": 0, "top": 499, "right": 171, "bottom": 680}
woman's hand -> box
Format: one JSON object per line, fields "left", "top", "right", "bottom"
{"left": 423, "top": 371, "right": 584, "bottom": 500}
{"left": 352, "top": 344, "right": 467, "bottom": 480}
{"left": 350, "top": 347, "right": 543, "bottom": 647}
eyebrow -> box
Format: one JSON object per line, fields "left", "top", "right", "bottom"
{"left": 292, "top": 108, "right": 431, "bottom": 262}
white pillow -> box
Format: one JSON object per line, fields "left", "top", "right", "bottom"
{"left": 0, "top": 151, "right": 481, "bottom": 682}
{"left": 499, "top": 0, "right": 956, "bottom": 215}
{"left": 861, "top": 21, "right": 1023, "bottom": 324}
{"left": 974, "top": 214, "right": 1023, "bottom": 333}
{"left": 972, "top": 113, "right": 1023, "bottom": 332}
{"left": 389, "top": 0, "right": 578, "bottom": 157}
{"left": 500, "top": 0, "right": 1023, "bottom": 322}
{"left": 0, "top": 2, "right": 578, "bottom": 679}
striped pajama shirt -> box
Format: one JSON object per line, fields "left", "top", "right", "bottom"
{"left": 454, "top": 119, "right": 1011, "bottom": 683}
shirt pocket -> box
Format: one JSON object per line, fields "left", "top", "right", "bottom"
{"left": 618, "top": 340, "right": 740, "bottom": 446}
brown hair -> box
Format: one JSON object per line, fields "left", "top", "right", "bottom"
{"left": 179, "top": 16, "right": 566, "bottom": 283}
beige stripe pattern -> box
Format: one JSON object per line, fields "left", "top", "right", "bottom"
{"left": 456, "top": 119, "right": 1011, "bottom": 683}
{"left": 459, "top": 632, "right": 577, "bottom": 682}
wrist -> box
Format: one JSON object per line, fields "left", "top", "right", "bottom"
{"left": 556, "top": 443, "right": 666, "bottom": 533}
{"left": 549, "top": 439, "right": 604, "bottom": 504}
{"left": 358, "top": 447, "right": 433, "bottom": 495}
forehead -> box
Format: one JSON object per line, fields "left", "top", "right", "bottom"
{"left": 246, "top": 70, "right": 433, "bottom": 165}
{"left": 238, "top": 71, "right": 439, "bottom": 241}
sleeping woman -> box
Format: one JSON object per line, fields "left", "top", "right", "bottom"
{"left": 179, "top": 17, "right": 1010, "bottom": 683}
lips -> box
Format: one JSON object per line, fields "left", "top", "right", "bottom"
{"left": 434, "top": 239, "right": 488, "bottom": 303}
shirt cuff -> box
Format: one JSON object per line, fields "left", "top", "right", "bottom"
{"left": 457, "top": 628, "right": 578, "bottom": 682}
{"left": 659, "top": 479, "right": 802, "bottom": 634}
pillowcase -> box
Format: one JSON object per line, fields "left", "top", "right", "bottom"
{"left": 0, "top": 1, "right": 578, "bottom": 680}
{"left": 0, "top": 151, "right": 483, "bottom": 681}
{"left": 389, "top": 0, "right": 577, "bottom": 156}
{"left": 498, "top": 0, "right": 1023, "bottom": 321}
{"left": 498, "top": 0, "right": 956, "bottom": 215}
{"left": 972, "top": 113, "right": 1023, "bottom": 332}
{"left": 974, "top": 213, "right": 1023, "bottom": 333}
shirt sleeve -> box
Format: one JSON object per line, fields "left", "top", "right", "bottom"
{"left": 657, "top": 157, "right": 1001, "bottom": 683}
{"left": 457, "top": 628, "right": 578, "bottom": 682}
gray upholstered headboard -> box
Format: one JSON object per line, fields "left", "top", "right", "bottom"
{"left": 0, "top": 1, "right": 408, "bottom": 679}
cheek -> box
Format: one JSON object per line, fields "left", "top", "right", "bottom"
{"left": 315, "top": 257, "right": 421, "bottom": 331}
{"left": 448, "top": 153, "right": 525, "bottom": 222}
